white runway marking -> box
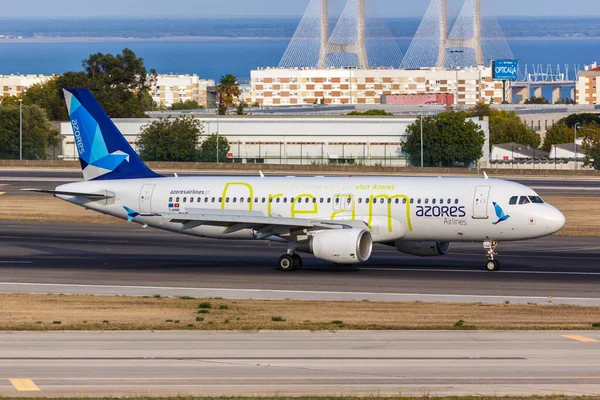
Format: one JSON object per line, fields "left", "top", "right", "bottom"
{"left": 0, "top": 281, "right": 598, "bottom": 306}
{"left": 362, "top": 267, "right": 600, "bottom": 276}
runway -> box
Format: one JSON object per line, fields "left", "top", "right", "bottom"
{"left": 1, "top": 330, "right": 599, "bottom": 396}
{"left": 1, "top": 221, "right": 600, "bottom": 305}
{"left": 2, "top": 168, "right": 600, "bottom": 197}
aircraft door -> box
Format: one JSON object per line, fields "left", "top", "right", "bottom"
{"left": 140, "top": 184, "right": 155, "bottom": 213}
{"left": 344, "top": 194, "right": 355, "bottom": 212}
{"left": 472, "top": 185, "right": 490, "bottom": 219}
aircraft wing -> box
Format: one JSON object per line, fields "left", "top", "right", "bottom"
{"left": 160, "top": 209, "right": 366, "bottom": 237}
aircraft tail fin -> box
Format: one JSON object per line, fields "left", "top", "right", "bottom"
{"left": 63, "top": 88, "right": 162, "bottom": 181}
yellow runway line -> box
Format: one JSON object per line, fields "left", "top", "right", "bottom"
{"left": 562, "top": 335, "right": 599, "bottom": 343}
{"left": 9, "top": 378, "right": 40, "bottom": 391}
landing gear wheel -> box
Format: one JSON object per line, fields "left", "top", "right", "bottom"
{"left": 486, "top": 260, "right": 500, "bottom": 272}
{"left": 279, "top": 254, "right": 296, "bottom": 272}
{"left": 292, "top": 254, "right": 303, "bottom": 271}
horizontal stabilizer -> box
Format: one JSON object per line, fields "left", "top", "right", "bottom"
{"left": 21, "top": 188, "right": 114, "bottom": 199}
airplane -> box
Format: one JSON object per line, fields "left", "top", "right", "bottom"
{"left": 25, "top": 88, "right": 566, "bottom": 272}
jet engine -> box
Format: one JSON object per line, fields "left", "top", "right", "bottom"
{"left": 395, "top": 241, "right": 451, "bottom": 257}
{"left": 296, "top": 229, "right": 373, "bottom": 264}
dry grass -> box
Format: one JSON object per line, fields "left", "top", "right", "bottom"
{"left": 1, "top": 293, "right": 600, "bottom": 331}
{"left": 3, "top": 397, "right": 599, "bottom": 400}
{"left": 547, "top": 196, "right": 600, "bottom": 236}
{"left": 0, "top": 195, "right": 598, "bottom": 236}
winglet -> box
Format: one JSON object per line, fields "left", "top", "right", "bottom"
{"left": 259, "top": 170, "right": 265, "bottom": 179}
{"left": 483, "top": 172, "right": 489, "bottom": 180}
{"left": 123, "top": 206, "right": 140, "bottom": 223}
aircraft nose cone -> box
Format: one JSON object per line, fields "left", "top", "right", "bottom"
{"left": 545, "top": 206, "right": 566, "bottom": 234}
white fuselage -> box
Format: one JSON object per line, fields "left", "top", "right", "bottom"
{"left": 56, "top": 175, "right": 565, "bottom": 244}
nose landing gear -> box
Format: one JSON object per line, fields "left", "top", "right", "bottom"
{"left": 483, "top": 240, "right": 500, "bottom": 272}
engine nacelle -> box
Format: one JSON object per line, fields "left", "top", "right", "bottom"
{"left": 395, "top": 241, "right": 451, "bottom": 257}
{"left": 297, "top": 229, "right": 373, "bottom": 264}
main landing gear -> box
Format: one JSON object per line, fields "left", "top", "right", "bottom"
{"left": 278, "top": 254, "right": 303, "bottom": 272}
{"left": 483, "top": 240, "right": 500, "bottom": 272}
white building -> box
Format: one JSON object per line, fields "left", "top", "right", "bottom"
{"left": 151, "top": 74, "right": 214, "bottom": 108}
{"left": 491, "top": 143, "right": 549, "bottom": 163}
{"left": 577, "top": 63, "right": 600, "bottom": 105}
{"left": 60, "top": 116, "right": 490, "bottom": 167}
{"left": 0, "top": 74, "right": 55, "bottom": 98}
{"left": 251, "top": 67, "right": 506, "bottom": 107}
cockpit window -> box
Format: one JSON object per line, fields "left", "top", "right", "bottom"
{"left": 528, "top": 196, "right": 544, "bottom": 204}
{"left": 509, "top": 196, "right": 518, "bottom": 205}
{"left": 519, "top": 196, "right": 531, "bottom": 205}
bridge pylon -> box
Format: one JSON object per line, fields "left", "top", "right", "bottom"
{"left": 437, "top": 0, "right": 484, "bottom": 67}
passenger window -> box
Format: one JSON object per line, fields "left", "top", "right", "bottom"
{"left": 169, "top": 197, "right": 173, "bottom": 202}
{"left": 335, "top": 198, "right": 340, "bottom": 204}
{"left": 204, "top": 197, "right": 208, "bottom": 203}
{"left": 276, "top": 198, "right": 280, "bottom": 203}
{"left": 312, "top": 198, "right": 316, "bottom": 203}
{"left": 509, "top": 196, "right": 518, "bottom": 205}
{"left": 327, "top": 198, "right": 331, "bottom": 204}
{"left": 455, "top": 199, "right": 459, "bottom": 204}
{"left": 176, "top": 197, "right": 180, "bottom": 203}
{"left": 291, "top": 198, "right": 295, "bottom": 203}
{"left": 254, "top": 197, "right": 258, "bottom": 203}
{"left": 262, "top": 198, "right": 266, "bottom": 203}
{"left": 358, "top": 198, "right": 363, "bottom": 204}
{"left": 417, "top": 199, "right": 422, "bottom": 204}
{"left": 240, "top": 197, "right": 244, "bottom": 203}
{"left": 432, "top": 199, "right": 436, "bottom": 204}
{"left": 320, "top": 198, "right": 324, "bottom": 203}
{"left": 233, "top": 198, "right": 237, "bottom": 203}
{"left": 379, "top": 198, "right": 384, "bottom": 204}
{"left": 218, "top": 197, "right": 222, "bottom": 203}
{"left": 403, "top": 199, "right": 407, "bottom": 204}
{"left": 269, "top": 198, "right": 273, "bottom": 203}
{"left": 410, "top": 198, "right": 414, "bottom": 204}
{"left": 519, "top": 196, "right": 530, "bottom": 205}
{"left": 283, "top": 198, "right": 288, "bottom": 203}
{"left": 190, "top": 197, "right": 194, "bottom": 203}
{"left": 366, "top": 198, "right": 370, "bottom": 204}
{"left": 212, "top": 198, "right": 215, "bottom": 203}
{"left": 425, "top": 199, "right": 429, "bottom": 204}
{"left": 307, "top": 198, "right": 311, "bottom": 203}
{"left": 183, "top": 197, "right": 187, "bottom": 203}
{"left": 226, "top": 197, "right": 230, "bottom": 203}
{"left": 395, "top": 199, "right": 399, "bottom": 204}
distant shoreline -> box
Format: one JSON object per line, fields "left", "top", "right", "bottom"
{"left": 1, "top": 35, "right": 600, "bottom": 44}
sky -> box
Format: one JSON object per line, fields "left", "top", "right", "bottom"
{"left": 1, "top": 0, "right": 597, "bottom": 18}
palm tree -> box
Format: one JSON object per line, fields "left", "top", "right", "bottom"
{"left": 216, "top": 74, "right": 241, "bottom": 115}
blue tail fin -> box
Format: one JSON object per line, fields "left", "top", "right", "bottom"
{"left": 64, "top": 88, "right": 162, "bottom": 181}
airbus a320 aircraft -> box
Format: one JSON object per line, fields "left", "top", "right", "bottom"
{"left": 27, "top": 89, "right": 566, "bottom": 272}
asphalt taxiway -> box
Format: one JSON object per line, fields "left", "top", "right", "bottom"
{"left": 1, "top": 221, "right": 600, "bottom": 305}
{"left": 1, "top": 330, "right": 599, "bottom": 396}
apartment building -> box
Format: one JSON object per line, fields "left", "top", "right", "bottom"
{"left": 151, "top": 74, "right": 215, "bottom": 108}
{"left": 0, "top": 74, "right": 54, "bottom": 98}
{"left": 577, "top": 63, "right": 599, "bottom": 105}
{"left": 251, "top": 67, "right": 506, "bottom": 107}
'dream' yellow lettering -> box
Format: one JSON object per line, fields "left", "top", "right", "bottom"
{"left": 330, "top": 194, "right": 356, "bottom": 221}
{"left": 368, "top": 194, "right": 412, "bottom": 232}
{"left": 221, "top": 182, "right": 254, "bottom": 211}
{"left": 291, "top": 193, "right": 318, "bottom": 218}
{"left": 267, "top": 193, "right": 284, "bottom": 216}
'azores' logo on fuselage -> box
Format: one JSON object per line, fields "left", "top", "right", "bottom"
{"left": 492, "top": 202, "right": 510, "bottom": 225}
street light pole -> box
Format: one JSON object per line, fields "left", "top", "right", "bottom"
{"left": 420, "top": 113, "right": 424, "bottom": 168}
{"left": 19, "top": 99, "right": 23, "bottom": 161}
{"left": 574, "top": 122, "right": 580, "bottom": 171}
{"left": 216, "top": 108, "right": 220, "bottom": 163}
